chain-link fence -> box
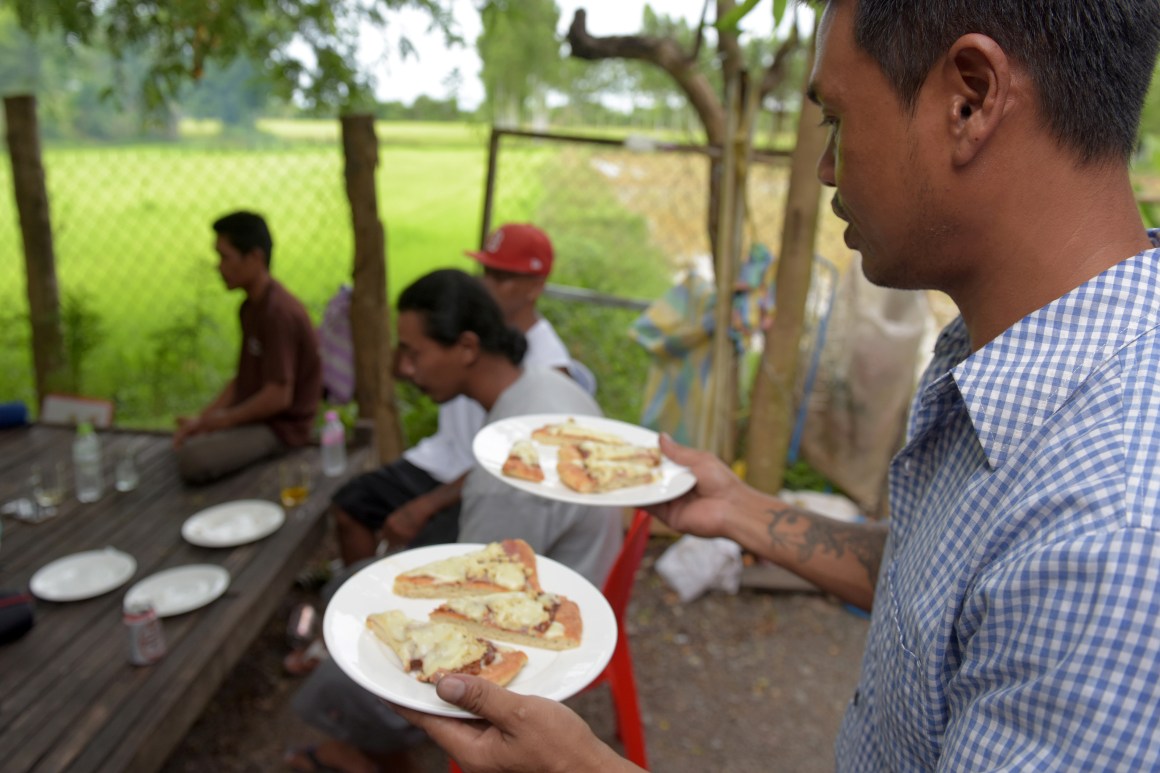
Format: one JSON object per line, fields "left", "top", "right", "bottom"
{"left": 478, "top": 128, "right": 851, "bottom": 437}
{"left": 1, "top": 141, "right": 356, "bottom": 427}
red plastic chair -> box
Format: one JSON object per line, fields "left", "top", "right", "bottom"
{"left": 450, "top": 509, "right": 653, "bottom": 771}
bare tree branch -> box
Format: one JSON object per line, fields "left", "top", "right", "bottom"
{"left": 716, "top": 0, "right": 745, "bottom": 83}
{"left": 759, "top": 22, "right": 802, "bottom": 100}
{"left": 567, "top": 8, "right": 726, "bottom": 144}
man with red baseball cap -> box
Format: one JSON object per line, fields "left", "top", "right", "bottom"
{"left": 466, "top": 223, "right": 555, "bottom": 335}
{"left": 466, "top": 222, "right": 554, "bottom": 276}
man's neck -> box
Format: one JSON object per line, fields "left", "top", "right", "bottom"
{"left": 951, "top": 162, "right": 1151, "bottom": 351}
{"left": 244, "top": 273, "right": 273, "bottom": 303}
{"left": 508, "top": 307, "right": 540, "bottom": 334}
{"left": 464, "top": 359, "right": 523, "bottom": 411}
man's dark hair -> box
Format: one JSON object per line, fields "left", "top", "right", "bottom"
{"left": 835, "top": 0, "right": 1160, "bottom": 163}
{"left": 212, "top": 211, "right": 274, "bottom": 268}
{"left": 397, "top": 269, "right": 527, "bottom": 365}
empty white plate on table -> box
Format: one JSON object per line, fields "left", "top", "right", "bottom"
{"left": 123, "top": 564, "right": 230, "bottom": 617}
{"left": 181, "top": 499, "right": 285, "bottom": 548}
{"left": 30, "top": 547, "right": 137, "bottom": 602}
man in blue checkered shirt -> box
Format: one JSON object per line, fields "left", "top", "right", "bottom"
{"left": 393, "top": 1, "right": 1160, "bottom": 770}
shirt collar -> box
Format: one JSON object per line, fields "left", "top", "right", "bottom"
{"left": 948, "top": 230, "right": 1160, "bottom": 469}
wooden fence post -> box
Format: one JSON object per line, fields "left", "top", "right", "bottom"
{"left": 341, "top": 113, "right": 403, "bottom": 464}
{"left": 744, "top": 37, "right": 828, "bottom": 495}
{"left": 4, "top": 94, "right": 69, "bottom": 404}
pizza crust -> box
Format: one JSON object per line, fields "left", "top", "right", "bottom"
{"left": 367, "top": 610, "right": 527, "bottom": 686}
{"left": 394, "top": 539, "right": 542, "bottom": 598}
{"left": 557, "top": 443, "right": 658, "bottom": 494}
{"left": 530, "top": 417, "right": 629, "bottom": 447}
{"left": 502, "top": 439, "right": 545, "bottom": 482}
{"left": 429, "top": 592, "right": 583, "bottom": 651}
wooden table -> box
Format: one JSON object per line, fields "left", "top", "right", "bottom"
{"left": 0, "top": 424, "right": 371, "bottom": 771}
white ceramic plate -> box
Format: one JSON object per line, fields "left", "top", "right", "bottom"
{"left": 123, "top": 564, "right": 230, "bottom": 617}
{"left": 473, "top": 413, "right": 696, "bottom": 507}
{"left": 324, "top": 543, "right": 617, "bottom": 718}
{"left": 181, "top": 499, "right": 285, "bottom": 548}
{"left": 29, "top": 547, "right": 137, "bottom": 602}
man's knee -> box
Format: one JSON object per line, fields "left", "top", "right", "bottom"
{"left": 332, "top": 503, "right": 379, "bottom": 544}
{"left": 175, "top": 441, "right": 220, "bottom": 484}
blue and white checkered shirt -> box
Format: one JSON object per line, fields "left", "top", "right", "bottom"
{"left": 835, "top": 230, "right": 1160, "bottom": 770}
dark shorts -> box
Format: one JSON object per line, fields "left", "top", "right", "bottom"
{"left": 331, "top": 459, "right": 459, "bottom": 548}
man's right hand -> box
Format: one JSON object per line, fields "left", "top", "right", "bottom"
{"left": 393, "top": 675, "right": 640, "bottom": 773}
{"left": 645, "top": 433, "right": 744, "bottom": 539}
{"left": 173, "top": 415, "right": 202, "bottom": 448}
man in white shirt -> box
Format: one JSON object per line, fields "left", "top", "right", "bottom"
{"left": 329, "top": 224, "right": 572, "bottom": 565}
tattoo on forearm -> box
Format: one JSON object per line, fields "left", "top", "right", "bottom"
{"left": 766, "top": 507, "right": 883, "bottom": 589}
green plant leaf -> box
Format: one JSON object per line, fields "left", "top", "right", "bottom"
{"left": 715, "top": 0, "right": 762, "bottom": 33}
{"left": 772, "top": 0, "right": 788, "bottom": 27}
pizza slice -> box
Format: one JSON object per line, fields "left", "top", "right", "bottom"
{"left": 502, "top": 439, "right": 545, "bottom": 483}
{"left": 393, "top": 539, "right": 542, "bottom": 598}
{"left": 575, "top": 440, "right": 662, "bottom": 468}
{"left": 557, "top": 444, "right": 658, "bottom": 494}
{"left": 530, "top": 417, "right": 628, "bottom": 447}
{"left": 429, "top": 591, "right": 583, "bottom": 651}
{"left": 367, "top": 610, "right": 527, "bottom": 686}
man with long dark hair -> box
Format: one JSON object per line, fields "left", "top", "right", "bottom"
{"left": 327, "top": 224, "right": 571, "bottom": 564}
{"left": 286, "top": 269, "right": 620, "bottom": 772}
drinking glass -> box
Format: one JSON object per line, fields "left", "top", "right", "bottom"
{"left": 115, "top": 447, "right": 140, "bottom": 492}
{"left": 279, "top": 461, "right": 311, "bottom": 508}
{"left": 30, "top": 462, "right": 66, "bottom": 519}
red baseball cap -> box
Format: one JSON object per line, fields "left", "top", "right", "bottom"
{"left": 466, "top": 223, "right": 553, "bottom": 277}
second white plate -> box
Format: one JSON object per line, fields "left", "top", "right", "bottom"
{"left": 123, "top": 564, "right": 230, "bottom": 617}
{"left": 181, "top": 499, "right": 285, "bottom": 548}
{"left": 473, "top": 413, "right": 696, "bottom": 507}
{"left": 29, "top": 548, "right": 137, "bottom": 602}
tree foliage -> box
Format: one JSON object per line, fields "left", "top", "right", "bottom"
{"left": 0, "top": 0, "right": 456, "bottom": 113}
{"left": 1142, "top": 58, "right": 1160, "bottom": 141}
{"left": 476, "top": 0, "right": 561, "bottom": 127}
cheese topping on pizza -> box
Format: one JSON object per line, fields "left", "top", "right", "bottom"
{"left": 533, "top": 418, "right": 627, "bottom": 446}
{"left": 577, "top": 440, "right": 662, "bottom": 466}
{"left": 584, "top": 459, "right": 657, "bottom": 488}
{"left": 369, "top": 610, "right": 492, "bottom": 680}
{"left": 443, "top": 592, "right": 567, "bottom": 640}
{"left": 510, "top": 440, "right": 539, "bottom": 466}
{"left": 398, "top": 542, "right": 530, "bottom": 591}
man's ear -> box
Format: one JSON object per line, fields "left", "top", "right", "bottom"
{"left": 457, "top": 330, "right": 482, "bottom": 365}
{"left": 244, "top": 247, "right": 267, "bottom": 267}
{"left": 941, "top": 33, "right": 1011, "bottom": 166}
{"left": 524, "top": 275, "right": 547, "bottom": 302}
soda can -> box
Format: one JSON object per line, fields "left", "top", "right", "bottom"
{"left": 124, "top": 601, "right": 167, "bottom": 665}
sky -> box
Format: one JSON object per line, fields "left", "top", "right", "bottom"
{"left": 363, "top": 1, "right": 783, "bottom": 110}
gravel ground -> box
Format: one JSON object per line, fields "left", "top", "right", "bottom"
{"left": 163, "top": 537, "right": 869, "bottom": 772}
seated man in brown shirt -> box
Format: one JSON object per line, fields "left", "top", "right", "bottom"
{"left": 173, "top": 211, "right": 322, "bottom": 484}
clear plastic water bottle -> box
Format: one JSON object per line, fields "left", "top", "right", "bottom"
{"left": 320, "top": 410, "right": 347, "bottom": 477}
{"left": 73, "top": 421, "right": 104, "bottom": 502}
